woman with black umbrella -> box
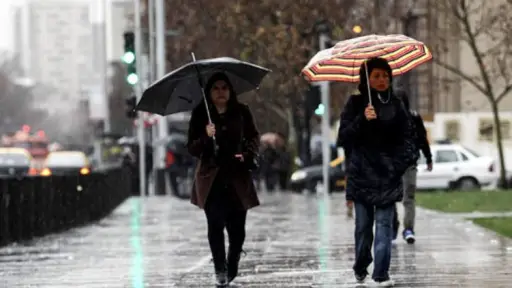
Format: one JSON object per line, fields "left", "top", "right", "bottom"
{"left": 187, "top": 72, "right": 260, "bottom": 286}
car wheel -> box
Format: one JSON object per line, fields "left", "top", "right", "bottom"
{"left": 456, "top": 177, "right": 480, "bottom": 191}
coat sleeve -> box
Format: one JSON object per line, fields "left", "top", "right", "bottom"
{"left": 336, "top": 95, "right": 366, "bottom": 148}
{"left": 187, "top": 107, "right": 213, "bottom": 158}
{"left": 415, "top": 114, "right": 433, "bottom": 164}
{"left": 241, "top": 104, "right": 260, "bottom": 160}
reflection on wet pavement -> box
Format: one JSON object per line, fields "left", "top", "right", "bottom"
{"left": 0, "top": 193, "right": 511, "bottom": 287}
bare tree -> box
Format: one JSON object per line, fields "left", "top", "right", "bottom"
{"left": 150, "top": 0, "right": 366, "bottom": 135}
{"left": 433, "top": 0, "right": 512, "bottom": 186}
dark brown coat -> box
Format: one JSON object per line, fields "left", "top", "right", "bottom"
{"left": 187, "top": 103, "right": 260, "bottom": 210}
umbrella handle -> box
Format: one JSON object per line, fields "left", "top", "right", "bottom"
{"left": 199, "top": 81, "right": 218, "bottom": 155}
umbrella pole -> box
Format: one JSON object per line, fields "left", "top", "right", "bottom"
{"left": 191, "top": 52, "right": 218, "bottom": 153}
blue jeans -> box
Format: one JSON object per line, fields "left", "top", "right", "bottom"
{"left": 353, "top": 202, "right": 394, "bottom": 281}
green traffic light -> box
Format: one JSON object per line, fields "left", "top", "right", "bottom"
{"left": 122, "top": 51, "right": 135, "bottom": 64}
{"left": 127, "top": 73, "right": 139, "bottom": 85}
{"left": 315, "top": 103, "right": 325, "bottom": 115}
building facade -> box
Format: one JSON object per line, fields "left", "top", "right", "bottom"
{"left": 12, "top": 0, "right": 93, "bottom": 112}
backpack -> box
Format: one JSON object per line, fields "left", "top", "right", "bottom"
{"left": 397, "top": 96, "right": 420, "bottom": 167}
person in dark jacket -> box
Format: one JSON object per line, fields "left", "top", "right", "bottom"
{"left": 187, "top": 72, "right": 260, "bottom": 287}
{"left": 337, "top": 57, "right": 418, "bottom": 286}
{"left": 392, "top": 94, "right": 433, "bottom": 244}
{"left": 337, "top": 132, "right": 354, "bottom": 216}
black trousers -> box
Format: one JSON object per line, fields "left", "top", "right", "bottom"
{"left": 204, "top": 181, "right": 247, "bottom": 272}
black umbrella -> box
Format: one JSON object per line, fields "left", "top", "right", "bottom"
{"left": 135, "top": 55, "right": 271, "bottom": 118}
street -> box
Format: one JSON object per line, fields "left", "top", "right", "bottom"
{"left": 0, "top": 192, "right": 511, "bottom": 287}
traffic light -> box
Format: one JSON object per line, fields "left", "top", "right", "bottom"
{"left": 123, "top": 31, "right": 138, "bottom": 85}
{"left": 306, "top": 85, "right": 321, "bottom": 117}
{"left": 125, "top": 96, "right": 137, "bottom": 119}
{"left": 315, "top": 103, "right": 325, "bottom": 115}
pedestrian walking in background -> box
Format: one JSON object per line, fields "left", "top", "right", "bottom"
{"left": 392, "top": 94, "right": 433, "bottom": 244}
{"left": 187, "top": 73, "right": 260, "bottom": 287}
{"left": 337, "top": 57, "right": 418, "bottom": 286}
{"left": 337, "top": 135, "right": 354, "bottom": 217}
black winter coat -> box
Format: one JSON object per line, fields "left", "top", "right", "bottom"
{"left": 337, "top": 91, "right": 418, "bottom": 207}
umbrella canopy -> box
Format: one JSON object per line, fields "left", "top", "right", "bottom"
{"left": 136, "top": 57, "right": 271, "bottom": 116}
{"left": 302, "top": 34, "right": 433, "bottom": 82}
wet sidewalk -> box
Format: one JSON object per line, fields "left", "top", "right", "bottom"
{"left": 0, "top": 193, "right": 511, "bottom": 287}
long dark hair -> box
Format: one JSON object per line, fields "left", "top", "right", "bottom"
{"left": 191, "top": 72, "right": 240, "bottom": 121}
{"left": 204, "top": 72, "right": 238, "bottom": 108}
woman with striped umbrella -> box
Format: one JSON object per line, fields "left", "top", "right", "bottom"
{"left": 302, "top": 34, "right": 431, "bottom": 287}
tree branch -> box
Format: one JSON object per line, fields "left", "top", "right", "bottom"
{"left": 433, "top": 59, "right": 487, "bottom": 96}
{"left": 497, "top": 84, "right": 512, "bottom": 103}
{"left": 458, "top": 0, "right": 496, "bottom": 99}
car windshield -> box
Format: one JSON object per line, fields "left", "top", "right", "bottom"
{"left": 462, "top": 146, "right": 480, "bottom": 157}
{"left": 0, "top": 153, "right": 31, "bottom": 167}
{"left": 13, "top": 142, "right": 31, "bottom": 149}
{"left": 12, "top": 141, "right": 48, "bottom": 149}
{"left": 31, "top": 141, "right": 48, "bottom": 149}
{"left": 46, "top": 153, "right": 87, "bottom": 168}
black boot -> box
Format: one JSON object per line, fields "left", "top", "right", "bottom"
{"left": 215, "top": 271, "right": 228, "bottom": 287}
{"left": 227, "top": 249, "right": 246, "bottom": 283}
{"left": 214, "top": 261, "right": 228, "bottom": 287}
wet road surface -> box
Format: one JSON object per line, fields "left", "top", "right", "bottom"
{"left": 1, "top": 192, "right": 511, "bottom": 287}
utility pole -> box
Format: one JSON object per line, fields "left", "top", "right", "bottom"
{"left": 133, "top": 0, "right": 146, "bottom": 197}
{"left": 155, "top": 0, "right": 169, "bottom": 195}
{"left": 315, "top": 20, "right": 331, "bottom": 195}
{"left": 148, "top": 0, "right": 156, "bottom": 83}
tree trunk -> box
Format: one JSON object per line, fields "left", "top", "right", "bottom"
{"left": 491, "top": 101, "right": 508, "bottom": 188}
{"left": 287, "top": 107, "right": 295, "bottom": 145}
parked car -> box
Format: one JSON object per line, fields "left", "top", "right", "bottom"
{"left": 290, "top": 156, "right": 346, "bottom": 193}
{"left": 417, "top": 143, "right": 496, "bottom": 191}
{"left": 0, "top": 147, "right": 37, "bottom": 178}
{"left": 40, "top": 151, "right": 91, "bottom": 177}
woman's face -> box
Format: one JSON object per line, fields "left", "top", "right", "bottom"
{"left": 210, "top": 80, "right": 230, "bottom": 105}
{"left": 368, "top": 68, "right": 390, "bottom": 92}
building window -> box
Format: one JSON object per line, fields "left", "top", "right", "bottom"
{"left": 445, "top": 120, "right": 460, "bottom": 142}
{"left": 479, "top": 119, "right": 494, "bottom": 141}
{"left": 478, "top": 118, "right": 511, "bottom": 141}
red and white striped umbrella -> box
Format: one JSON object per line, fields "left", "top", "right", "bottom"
{"left": 302, "top": 34, "right": 433, "bottom": 82}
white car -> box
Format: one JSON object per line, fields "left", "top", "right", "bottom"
{"left": 416, "top": 144, "right": 497, "bottom": 191}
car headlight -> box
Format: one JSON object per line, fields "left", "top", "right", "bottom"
{"left": 291, "top": 171, "right": 307, "bottom": 181}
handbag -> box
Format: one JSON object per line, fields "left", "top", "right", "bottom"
{"left": 239, "top": 113, "right": 260, "bottom": 171}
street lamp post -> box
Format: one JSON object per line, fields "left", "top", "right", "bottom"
{"left": 314, "top": 20, "right": 331, "bottom": 195}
